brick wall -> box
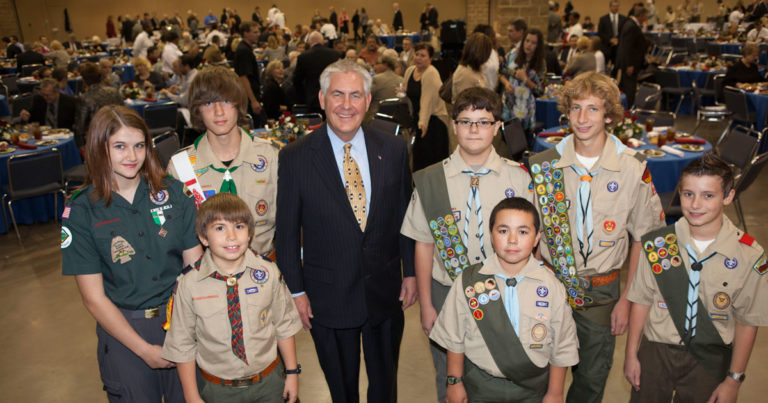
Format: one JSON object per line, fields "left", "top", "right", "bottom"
{"left": 0, "top": 0, "right": 21, "bottom": 40}
{"left": 466, "top": 0, "right": 549, "bottom": 48}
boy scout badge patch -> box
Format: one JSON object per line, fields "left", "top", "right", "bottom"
{"left": 256, "top": 200, "right": 268, "bottom": 216}
{"left": 61, "top": 227, "right": 72, "bottom": 248}
{"left": 111, "top": 236, "right": 136, "bottom": 263}
{"left": 150, "top": 190, "right": 170, "bottom": 205}
{"left": 252, "top": 155, "right": 267, "bottom": 172}
{"left": 724, "top": 257, "right": 738, "bottom": 270}
{"left": 505, "top": 188, "right": 515, "bottom": 198}
{"left": 62, "top": 206, "right": 71, "bottom": 219}
{"left": 465, "top": 286, "right": 475, "bottom": 298}
{"left": 531, "top": 323, "right": 547, "bottom": 342}
{"left": 474, "top": 281, "right": 486, "bottom": 294}
{"left": 642, "top": 167, "right": 652, "bottom": 183}
{"left": 713, "top": 292, "right": 731, "bottom": 310}
{"left": 251, "top": 267, "right": 269, "bottom": 284}
{"left": 753, "top": 253, "right": 767, "bottom": 275}
{"left": 472, "top": 309, "right": 484, "bottom": 320}
{"left": 607, "top": 181, "right": 619, "bottom": 192}
{"left": 536, "top": 286, "right": 548, "bottom": 297}
{"left": 151, "top": 208, "right": 166, "bottom": 226}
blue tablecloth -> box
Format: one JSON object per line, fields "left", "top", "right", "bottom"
{"left": 124, "top": 98, "right": 174, "bottom": 117}
{"left": 114, "top": 64, "right": 135, "bottom": 83}
{"left": 666, "top": 68, "right": 725, "bottom": 115}
{"left": 1, "top": 66, "right": 16, "bottom": 74}
{"left": 377, "top": 34, "right": 421, "bottom": 50}
{"left": 535, "top": 94, "right": 627, "bottom": 129}
{"left": 533, "top": 128, "right": 712, "bottom": 193}
{"left": 0, "top": 95, "right": 9, "bottom": 117}
{"left": 0, "top": 136, "right": 81, "bottom": 233}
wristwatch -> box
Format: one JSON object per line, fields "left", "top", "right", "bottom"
{"left": 285, "top": 364, "right": 302, "bottom": 375}
{"left": 727, "top": 371, "right": 745, "bottom": 383}
{"left": 446, "top": 375, "right": 462, "bottom": 386}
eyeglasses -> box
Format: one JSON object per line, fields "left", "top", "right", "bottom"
{"left": 455, "top": 120, "right": 496, "bottom": 129}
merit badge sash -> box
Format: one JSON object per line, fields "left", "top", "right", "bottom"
{"left": 642, "top": 225, "right": 732, "bottom": 380}
{"left": 529, "top": 148, "right": 589, "bottom": 310}
{"left": 413, "top": 162, "right": 472, "bottom": 281}
{"left": 171, "top": 150, "right": 207, "bottom": 209}
{"left": 462, "top": 264, "right": 549, "bottom": 392}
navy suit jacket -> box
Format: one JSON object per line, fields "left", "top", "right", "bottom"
{"left": 276, "top": 123, "right": 415, "bottom": 328}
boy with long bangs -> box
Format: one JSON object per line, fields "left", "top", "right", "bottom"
{"left": 400, "top": 87, "right": 533, "bottom": 402}
{"left": 625, "top": 152, "right": 768, "bottom": 402}
{"left": 162, "top": 193, "right": 302, "bottom": 403}
{"left": 530, "top": 71, "right": 665, "bottom": 402}
{"left": 430, "top": 197, "right": 578, "bottom": 403}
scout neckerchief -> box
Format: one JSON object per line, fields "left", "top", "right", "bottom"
{"left": 209, "top": 269, "right": 248, "bottom": 364}
{"left": 413, "top": 162, "right": 473, "bottom": 280}
{"left": 461, "top": 169, "right": 491, "bottom": 259}
{"left": 642, "top": 224, "right": 732, "bottom": 380}
{"left": 461, "top": 263, "right": 548, "bottom": 393}
{"left": 192, "top": 130, "right": 256, "bottom": 196}
{"left": 494, "top": 273, "right": 526, "bottom": 335}
{"left": 683, "top": 244, "right": 717, "bottom": 341}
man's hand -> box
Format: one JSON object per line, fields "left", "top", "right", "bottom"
{"left": 293, "top": 294, "right": 313, "bottom": 329}
{"left": 419, "top": 123, "right": 427, "bottom": 138}
{"left": 19, "top": 109, "right": 30, "bottom": 122}
{"left": 251, "top": 100, "right": 262, "bottom": 115}
{"left": 139, "top": 344, "right": 176, "bottom": 369}
{"left": 624, "top": 353, "right": 642, "bottom": 391}
{"left": 420, "top": 302, "right": 438, "bottom": 336}
{"left": 707, "top": 378, "right": 740, "bottom": 403}
{"left": 283, "top": 374, "right": 299, "bottom": 403}
{"left": 625, "top": 66, "right": 635, "bottom": 77}
{"left": 611, "top": 298, "right": 630, "bottom": 335}
{"left": 610, "top": 38, "right": 619, "bottom": 46}
{"left": 446, "top": 383, "right": 468, "bottom": 403}
{"left": 399, "top": 276, "right": 417, "bottom": 310}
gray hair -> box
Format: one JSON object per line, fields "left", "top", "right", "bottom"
{"left": 319, "top": 60, "right": 372, "bottom": 96}
{"left": 308, "top": 31, "right": 324, "bottom": 46}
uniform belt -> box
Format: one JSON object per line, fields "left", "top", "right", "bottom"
{"left": 125, "top": 305, "right": 164, "bottom": 319}
{"left": 200, "top": 358, "right": 279, "bottom": 387}
{"left": 582, "top": 270, "right": 619, "bottom": 288}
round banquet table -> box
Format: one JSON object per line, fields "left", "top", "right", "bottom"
{"left": 377, "top": 33, "right": 421, "bottom": 50}
{"left": 533, "top": 127, "right": 713, "bottom": 193}
{"left": 114, "top": 63, "right": 135, "bottom": 83}
{"left": 664, "top": 67, "right": 725, "bottom": 115}
{"left": 535, "top": 94, "right": 627, "bottom": 129}
{"left": 0, "top": 135, "right": 82, "bottom": 233}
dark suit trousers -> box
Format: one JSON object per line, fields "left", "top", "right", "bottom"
{"left": 309, "top": 311, "right": 405, "bottom": 403}
{"left": 620, "top": 70, "right": 638, "bottom": 109}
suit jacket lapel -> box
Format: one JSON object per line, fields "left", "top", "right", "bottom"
{"left": 311, "top": 124, "right": 360, "bottom": 225}
{"left": 364, "top": 126, "right": 383, "bottom": 224}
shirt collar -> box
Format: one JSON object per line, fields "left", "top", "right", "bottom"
{"left": 554, "top": 134, "right": 623, "bottom": 172}
{"left": 196, "top": 248, "right": 262, "bottom": 281}
{"left": 444, "top": 147, "right": 505, "bottom": 178}
{"left": 479, "top": 253, "right": 547, "bottom": 282}
{"left": 327, "top": 125, "right": 365, "bottom": 152}
{"left": 194, "top": 127, "right": 256, "bottom": 169}
{"left": 676, "top": 216, "right": 741, "bottom": 258}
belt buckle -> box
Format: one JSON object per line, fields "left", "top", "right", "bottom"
{"left": 144, "top": 307, "right": 160, "bottom": 319}
{"left": 579, "top": 276, "right": 592, "bottom": 291}
{"left": 230, "top": 378, "right": 253, "bottom": 388}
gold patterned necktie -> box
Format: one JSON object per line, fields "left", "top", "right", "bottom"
{"left": 343, "top": 143, "right": 367, "bottom": 231}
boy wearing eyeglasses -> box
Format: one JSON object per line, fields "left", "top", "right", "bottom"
{"left": 625, "top": 153, "right": 767, "bottom": 403}
{"left": 400, "top": 86, "right": 533, "bottom": 402}
{"left": 529, "top": 71, "right": 665, "bottom": 403}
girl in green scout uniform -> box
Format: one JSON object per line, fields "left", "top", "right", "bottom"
{"left": 430, "top": 197, "right": 579, "bottom": 403}
{"left": 400, "top": 87, "right": 533, "bottom": 402}
{"left": 531, "top": 72, "right": 665, "bottom": 403}
{"left": 625, "top": 153, "right": 768, "bottom": 402}
{"left": 61, "top": 106, "right": 203, "bottom": 402}
{"left": 162, "top": 193, "right": 302, "bottom": 403}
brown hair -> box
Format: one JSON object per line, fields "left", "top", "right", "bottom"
{"left": 515, "top": 28, "right": 545, "bottom": 74}
{"left": 83, "top": 106, "right": 166, "bottom": 206}
{"left": 460, "top": 32, "right": 492, "bottom": 71}
{"left": 80, "top": 62, "right": 103, "bottom": 86}
{"left": 452, "top": 87, "right": 502, "bottom": 121}
{"left": 196, "top": 192, "right": 255, "bottom": 240}
{"left": 188, "top": 66, "right": 248, "bottom": 131}
{"left": 680, "top": 152, "right": 735, "bottom": 194}
{"left": 557, "top": 71, "right": 624, "bottom": 129}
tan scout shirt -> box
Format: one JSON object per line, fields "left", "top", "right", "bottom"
{"left": 628, "top": 217, "right": 768, "bottom": 345}
{"left": 168, "top": 130, "right": 279, "bottom": 254}
{"left": 161, "top": 249, "right": 302, "bottom": 379}
{"left": 400, "top": 149, "right": 533, "bottom": 286}
{"left": 536, "top": 136, "right": 665, "bottom": 276}
{"left": 430, "top": 254, "right": 579, "bottom": 378}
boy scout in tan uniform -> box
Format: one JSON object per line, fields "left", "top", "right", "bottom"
{"left": 530, "top": 72, "right": 665, "bottom": 403}
{"left": 168, "top": 131, "right": 279, "bottom": 255}
{"left": 400, "top": 87, "right": 532, "bottom": 402}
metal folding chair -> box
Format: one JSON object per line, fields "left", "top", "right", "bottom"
{"left": 654, "top": 69, "right": 693, "bottom": 114}
{"left": 152, "top": 131, "right": 180, "bottom": 169}
{"left": 717, "top": 125, "right": 762, "bottom": 171}
{"left": 731, "top": 152, "right": 768, "bottom": 232}
{"left": 143, "top": 102, "right": 179, "bottom": 135}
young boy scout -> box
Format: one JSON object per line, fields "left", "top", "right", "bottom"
{"left": 625, "top": 153, "right": 768, "bottom": 402}
{"left": 162, "top": 193, "right": 303, "bottom": 402}
{"left": 400, "top": 87, "right": 533, "bottom": 402}
{"left": 167, "top": 66, "right": 280, "bottom": 256}
{"left": 430, "top": 197, "right": 579, "bottom": 403}
{"left": 530, "top": 71, "right": 665, "bottom": 403}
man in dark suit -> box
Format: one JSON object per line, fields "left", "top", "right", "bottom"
{"left": 293, "top": 31, "right": 340, "bottom": 113}
{"left": 19, "top": 78, "right": 77, "bottom": 130}
{"left": 392, "top": 3, "right": 404, "bottom": 32}
{"left": 598, "top": 0, "right": 628, "bottom": 72}
{"left": 616, "top": 6, "right": 648, "bottom": 107}
{"left": 16, "top": 43, "right": 45, "bottom": 71}
{"left": 276, "top": 59, "right": 416, "bottom": 403}
{"left": 63, "top": 34, "right": 83, "bottom": 52}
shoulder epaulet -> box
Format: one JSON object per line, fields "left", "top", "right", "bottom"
{"left": 631, "top": 150, "right": 647, "bottom": 163}
{"left": 270, "top": 139, "right": 282, "bottom": 149}
{"left": 739, "top": 232, "right": 755, "bottom": 247}
{"left": 519, "top": 162, "right": 529, "bottom": 173}
{"left": 180, "top": 264, "right": 194, "bottom": 275}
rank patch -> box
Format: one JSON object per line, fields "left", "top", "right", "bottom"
{"left": 150, "top": 190, "right": 170, "bottom": 205}
{"left": 250, "top": 267, "right": 269, "bottom": 284}
{"left": 713, "top": 292, "right": 731, "bottom": 310}
{"left": 61, "top": 226, "right": 72, "bottom": 248}
{"left": 256, "top": 200, "right": 268, "bottom": 216}
{"left": 111, "top": 236, "right": 136, "bottom": 263}
{"left": 531, "top": 323, "right": 547, "bottom": 342}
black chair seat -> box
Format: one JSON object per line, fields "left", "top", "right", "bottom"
{"left": 7, "top": 183, "right": 63, "bottom": 200}
{"left": 661, "top": 88, "right": 692, "bottom": 95}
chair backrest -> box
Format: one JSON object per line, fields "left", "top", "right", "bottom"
{"left": 655, "top": 69, "right": 681, "bottom": 87}
{"left": 503, "top": 120, "right": 528, "bottom": 157}
{"left": 2, "top": 74, "right": 19, "bottom": 95}
{"left": 671, "top": 37, "right": 689, "bottom": 52}
{"left": 294, "top": 112, "right": 323, "bottom": 127}
{"left": 723, "top": 86, "right": 750, "bottom": 123}
{"left": 633, "top": 109, "right": 676, "bottom": 127}
{"left": 377, "top": 98, "right": 413, "bottom": 128}
{"left": 7, "top": 148, "right": 63, "bottom": 197}
{"left": 666, "top": 52, "right": 687, "bottom": 65}
{"left": 20, "top": 64, "right": 43, "bottom": 77}
{"left": 633, "top": 82, "right": 661, "bottom": 110}
{"left": 370, "top": 114, "right": 401, "bottom": 137}
{"left": 67, "top": 60, "right": 79, "bottom": 72}
{"left": 734, "top": 152, "right": 768, "bottom": 195}
{"left": 152, "top": 131, "right": 180, "bottom": 169}
{"left": 10, "top": 93, "right": 34, "bottom": 118}
{"left": 686, "top": 40, "right": 698, "bottom": 57}
{"left": 713, "top": 74, "right": 726, "bottom": 104}
{"left": 706, "top": 43, "right": 722, "bottom": 57}
{"left": 717, "top": 125, "right": 761, "bottom": 170}
{"left": 245, "top": 114, "right": 255, "bottom": 130}
{"left": 143, "top": 102, "right": 179, "bottom": 132}
{"left": 291, "top": 104, "right": 310, "bottom": 115}
{"left": 0, "top": 83, "right": 8, "bottom": 100}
